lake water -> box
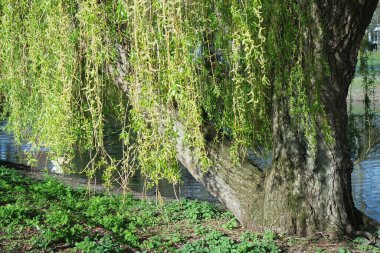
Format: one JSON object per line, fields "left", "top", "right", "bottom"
{"left": 0, "top": 118, "right": 379, "bottom": 221}
{"left": 0, "top": 122, "right": 216, "bottom": 202}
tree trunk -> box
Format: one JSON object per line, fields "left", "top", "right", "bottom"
{"left": 109, "top": 1, "right": 379, "bottom": 236}
{"left": 259, "top": 1, "right": 380, "bottom": 235}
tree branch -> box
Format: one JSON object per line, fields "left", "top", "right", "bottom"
{"left": 108, "top": 42, "right": 265, "bottom": 227}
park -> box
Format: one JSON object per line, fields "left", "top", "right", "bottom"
{"left": 1, "top": 1, "right": 380, "bottom": 252}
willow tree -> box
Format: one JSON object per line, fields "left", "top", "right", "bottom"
{"left": 0, "top": 0, "right": 379, "bottom": 236}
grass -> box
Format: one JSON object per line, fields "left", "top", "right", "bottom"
{"left": 350, "top": 77, "right": 380, "bottom": 90}
{"left": 348, "top": 75, "right": 380, "bottom": 114}
{"left": 0, "top": 166, "right": 378, "bottom": 252}
{"left": 368, "top": 51, "right": 380, "bottom": 67}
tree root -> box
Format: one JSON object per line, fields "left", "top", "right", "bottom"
{"left": 346, "top": 227, "right": 378, "bottom": 243}
{"left": 345, "top": 209, "right": 380, "bottom": 243}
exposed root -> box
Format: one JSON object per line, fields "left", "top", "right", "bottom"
{"left": 346, "top": 227, "right": 378, "bottom": 243}
{"left": 345, "top": 208, "right": 380, "bottom": 243}
{"left": 355, "top": 208, "right": 380, "bottom": 230}
{"left": 361, "top": 213, "right": 380, "bottom": 230}
{"left": 345, "top": 209, "right": 380, "bottom": 243}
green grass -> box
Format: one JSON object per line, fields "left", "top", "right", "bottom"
{"left": 348, "top": 76, "right": 380, "bottom": 114}
{"left": 368, "top": 50, "right": 380, "bottom": 67}
{"left": 350, "top": 77, "right": 380, "bottom": 90}
{"left": 0, "top": 166, "right": 377, "bottom": 252}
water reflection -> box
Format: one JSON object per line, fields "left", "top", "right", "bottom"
{"left": 0, "top": 122, "right": 215, "bottom": 202}
{"left": 352, "top": 159, "right": 380, "bottom": 221}
{"left": 1, "top": 121, "right": 379, "bottom": 220}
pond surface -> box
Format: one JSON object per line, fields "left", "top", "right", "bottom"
{"left": 0, "top": 122, "right": 216, "bottom": 202}
{"left": 0, "top": 120, "right": 379, "bottom": 221}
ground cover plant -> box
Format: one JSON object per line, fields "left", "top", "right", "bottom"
{"left": 0, "top": 166, "right": 379, "bottom": 252}
{"left": 0, "top": 166, "right": 280, "bottom": 252}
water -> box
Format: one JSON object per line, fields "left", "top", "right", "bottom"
{"left": 0, "top": 122, "right": 216, "bottom": 202}
{"left": 1, "top": 122, "right": 379, "bottom": 220}
{"left": 352, "top": 158, "right": 380, "bottom": 221}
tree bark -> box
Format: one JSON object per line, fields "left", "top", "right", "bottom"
{"left": 258, "top": 1, "right": 380, "bottom": 235}
{"left": 109, "top": 1, "right": 380, "bottom": 236}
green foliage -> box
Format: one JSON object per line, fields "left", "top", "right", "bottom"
{"left": 337, "top": 247, "right": 351, "bottom": 253}
{"left": 348, "top": 38, "right": 378, "bottom": 159}
{"left": 352, "top": 237, "right": 380, "bottom": 252}
{"left": 164, "top": 199, "right": 223, "bottom": 222}
{"left": 222, "top": 217, "right": 240, "bottom": 230}
{"left": 0, "top": 0, "right": 128, "bottom": 182}
{"left": 0, "top": 167, "right": 373, "bottom": 252}
{"left": 75, "top": 235, "right": 123, "bottom": 253}
{"left": 178, "top": 230, "right": 280, "bottom": 253}
{"left": 0, "top": 167, "right": 283, "bottom": 252}
{"left": 0, "top": 0, "right": 332, "bottom": 185}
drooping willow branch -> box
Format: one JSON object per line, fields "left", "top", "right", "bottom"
{"left": 0, "top": 0, "right": 333, "bottom": 189}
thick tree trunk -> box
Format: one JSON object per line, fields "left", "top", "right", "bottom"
{"left": 259, "top": 1, "right": 380, "bottom": 235}
{"left": 109, "top": 1, "right": 379, "bottom": 236}
{"left": 174, "top": 122, "right": 265, "bottom": 229}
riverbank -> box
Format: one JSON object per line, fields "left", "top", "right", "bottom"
{"left": 349, "top": 78, "right": 380, "bottom": 102}
{"left": 0, "top": 166, "right": 379, "bottom": 252}
{"left": 0, "top": 160, "right": 175, "bottom": 201}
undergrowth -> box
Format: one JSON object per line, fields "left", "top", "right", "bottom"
{"left": 0, "top": 167, "right": 280, "bottom": 252}
{"left": 0, "top": 166, "right": 377, "bottom": 253}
